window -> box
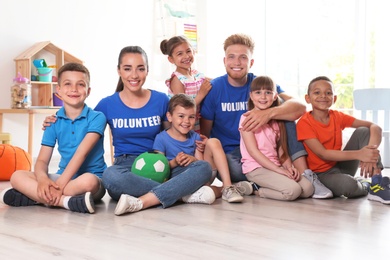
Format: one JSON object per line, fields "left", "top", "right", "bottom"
{"left": 202, "top": 0, "right": 388, "bottom": 111}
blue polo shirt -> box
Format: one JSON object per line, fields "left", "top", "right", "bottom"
{"left": 41, "top": 105, "right": 107, "bottom": 178}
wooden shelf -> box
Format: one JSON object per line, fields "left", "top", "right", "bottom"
{"left": 14, "top": 41, "right": 83, "bottom": 107}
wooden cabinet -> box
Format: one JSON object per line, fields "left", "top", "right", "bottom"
{"left": 14, "top": 41, "right": 83, "bottom": 107}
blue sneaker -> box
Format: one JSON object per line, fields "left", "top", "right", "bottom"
{"left": 68, "top": 192, "right": 95, "bottom": 213}
{"left": 355, "top": 176, "right": 371, "bottom": 193}
{"left": 368, "top": 177, "right": 390, "bottom": 204}
{"left": 0, "top": 187, "right": 37, "bottom": 207}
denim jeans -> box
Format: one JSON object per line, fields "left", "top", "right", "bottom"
{"left": 284, "top": 120, "right": 307, "bottom": 161}
{"left": 102, "top": 155, "right": 212, "bottom": 208}
{"left": 227, "top": 120, "right": 307, "bottom": 183}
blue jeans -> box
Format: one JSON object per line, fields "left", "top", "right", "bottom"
{"left": 227, "top": 120, "right": 307, "bottom": 183}
{"left": 285, "top": 120, "right": 307, "bottom": 161}
{"left": 102, "top": 155, "right": 212, "bottom": 208}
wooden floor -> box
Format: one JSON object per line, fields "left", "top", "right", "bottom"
{"left": 1, "top": 170, "right": 389, "bottom": 259}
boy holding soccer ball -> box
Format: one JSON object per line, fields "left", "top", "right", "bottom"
{"left": 153, "top": 94, "right": 252, "bottom": 203}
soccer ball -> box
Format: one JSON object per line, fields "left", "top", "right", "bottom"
{"left": 131, "top": 152, "right": 170, "bottom": 183}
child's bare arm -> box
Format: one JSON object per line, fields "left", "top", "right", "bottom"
{"left": 241, "top": 130, "right": 286, "bottom": 175}
{"left": 351, "top": 119, "right": 383, "bottom": 177}
{"left": 279, "top": 146, "right": 300, "bottom": 181}
{"left": 241, "top": 98, "right": 305, "bottom": 132}
{"left": 304, "top": 138, "right": 379, "bottom": 163}
{"left": 34, "top": 145, "right": 58, "bottom": 203}
{"left": 351, "top": 118, "right": 382, "bottom": 146}
{"left": 194, "top": 78, "right": 212, "bottom": 106}
{"left": 169, "top": 76, "right": 185, "bottom": 95}
{"left": 194, "top": 147, "right": 203, "bottom": 161}
{"left": 55, "top": 132, "right": 101, "bottom": 192}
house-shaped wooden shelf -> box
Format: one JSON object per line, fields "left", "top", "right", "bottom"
{"left": 14, "top": 41, "right": 83, "bottom": 107}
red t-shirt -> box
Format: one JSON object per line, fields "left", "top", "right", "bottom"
{"left": 297, "top": 110, "right": 355, "bottom": 173}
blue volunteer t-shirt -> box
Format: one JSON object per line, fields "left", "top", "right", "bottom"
{"left": 200, "top": 73, "right": 284, "bottom": 153}
{"left": 95, "top": 90, "right": 169, "bottom": 157}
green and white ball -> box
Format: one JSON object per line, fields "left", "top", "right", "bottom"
{"left": 131, "top": 152, "right": 170, "bottom": 183}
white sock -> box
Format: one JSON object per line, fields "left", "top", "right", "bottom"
{"left": 63, "top": 196, "right": 71, "bottom": 210}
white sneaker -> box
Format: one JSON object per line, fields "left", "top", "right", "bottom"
{"left": 303, "top": 170, "right": 333, "bottom": 199}
{"left": 182, "top": 186, "right": 216, "bottom": 204}
{"left": 114, "top": 194, "right": 143, "bottom": 216}
{"left": 222, "top": 185, "right": 244, "bottom": 203}
{"left": 233, "top": 181, "right": 254, "bottom": 196}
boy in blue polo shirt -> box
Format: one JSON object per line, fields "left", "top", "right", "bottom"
{"left": 0, "top": 63, "right": 107, "bottom": 214}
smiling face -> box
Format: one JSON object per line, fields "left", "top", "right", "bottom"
{"left": 167, "top": 105, "right": 196, "bottom": 138}
{"left": 168, "top": 42, "right": 194, "bottom": 72}
{"left": 305, "top": 79, "right": 337, "bottom": 111}
{"left": 223, "top": 44, "right": 254, "bottom": 86}
{"left": 56, "top": 71, "right": 90, "bottom": 108}
{"left": 250, "top": 89, "right": 278, "bottom": 110}
{"left": 117, "top": 52, "right": 148, "bottom": 93}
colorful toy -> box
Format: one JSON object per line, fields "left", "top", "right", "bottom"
{"left": 0, "top": 144, "right": 32, "bottom": 181}
{"left": 131, "top": 152, "right": 170, "bottom": 183}
{"left": 11, "top": 72, "right": 31, "bottom": 109}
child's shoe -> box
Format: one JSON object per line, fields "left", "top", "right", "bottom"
{"left": 233, "top": 181, "right": 253, "bottom": 196}
{"left": 68, "top": 192, "right": 95, "bottom": 214}
{"left": 182, "top": 186, "right": 216, "bottom": 204}
{"left": 0, "top": 187, "right": 37, "bottom": 206}
{"left": 222, "top": 185, "right": 244, "bottom": 203}
{"left": 355, "top": 176, "right": 371, "bottom": 193}
{"left": 368, "top": 176, "right": 390, "bottom": 204}
{"left": 302, "top": 170, "right": 333, "bottom": 199}
{"left": 115, "top": 194, "right": 143, "bottom": 216}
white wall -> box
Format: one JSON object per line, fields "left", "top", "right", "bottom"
{"left": 0, "top": 0, "right": 264, "bottom": 160}
{"left": 2, "top": 0, "right": 388, "bottom": 163}
{"left": 0, "top": 0, "right": 158, "bottom": 160}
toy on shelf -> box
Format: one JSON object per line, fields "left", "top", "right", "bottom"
{"left": 14, "top": 41, "right": 83, "bottom": 107}
{"left": 11, "top": 72, "right": 31, "bottom": 109}
{"left": 33, "top": 59, "right": 54, "bottom": 82}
